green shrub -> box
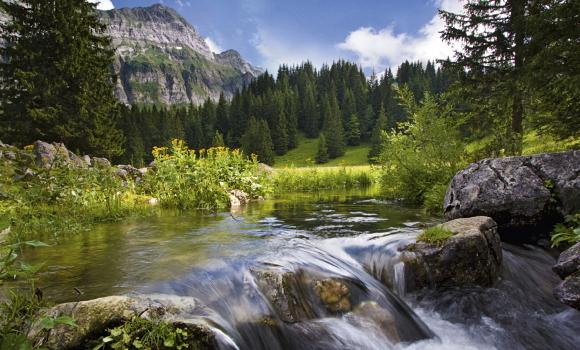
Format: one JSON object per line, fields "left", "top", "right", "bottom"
{"left": 423, "top": 183, "right": 450, "bottom": 215}
{"left": 378, "top": 87, "right": 466, "bottom": 209}
{"left": 417, "top": 226, "right": 454, "bottom": 245}
{"left": 551, "top": 213, "right": 580, "bottom": 247}
{"left": 142, "top": 140, "right": 266, "bottom": 210}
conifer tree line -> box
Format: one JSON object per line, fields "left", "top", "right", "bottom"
{"left": 117, "top": 60, "right": 454, "bottom": 165}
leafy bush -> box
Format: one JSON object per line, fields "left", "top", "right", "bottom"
{"left": 417, "top": 226, "right": 454, "bottom": 245}
{"left": 551, "top": 213, "right": 580, "bottom": 247}
{"left": 378, "top": 88, "right": 466, "bottom": 212}
{"left": 142, "top": 140, "right": 266, "bottom": 210}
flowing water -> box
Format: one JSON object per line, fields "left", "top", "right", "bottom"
{"left": 21, "top": 189, "right": 580, "bottom": 349}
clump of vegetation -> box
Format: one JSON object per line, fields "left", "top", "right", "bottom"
{"left": 94, "top": 317, "right": 195, "bottom": 350}
{"left": 142, "top": 139, "right": 266, "bottom": 210}
{"left": 377, "top": 87, "right": 466, "bottom": 213}
{"left": 551, "top": 213, "right": 580, "bottom": 248}
{"left": 272, "top": 166, "right": 376, "bottom": 193}
{"left": 417, "top": 226, "right": 454, "bottom": 245}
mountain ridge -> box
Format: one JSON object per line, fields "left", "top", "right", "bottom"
{"left": 101, "top": 4, "right": 262, "bottom": 105}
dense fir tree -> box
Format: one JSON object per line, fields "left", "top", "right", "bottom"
{"left": 0, "top": 0, "right": 124, "bottom": 157}
{"left": 368, "top": 105, "right": 388, "bottom": 162}
{"left": 346, "top": 114, "right": 361, "bottom": 146}
{"left": 440, "top": 0, "right": 531, "bottom": 153}
{"left": 323, "top": 95, "right": 345, "bottom": 159}
{"left": 241, "top": 117, "right": 275, "bottom": 165}
{"left": 315, "top": 133, "right": 329, "bottom": 164}
{"left": 270, "top": 92, "right": 289, "bottom": 155}
{"left": 215, "top": 93, "right": 230, "bottom": 135}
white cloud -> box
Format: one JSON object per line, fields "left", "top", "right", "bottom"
{"left": 252, "top": 28, "right": 345, "bottom": 72}
{"left": 88, "top": 0, "right": 114, "bottom": 11}
{"left": 337, "top": 0, "right": 463, "bottom": 71}
{"left": 204, "top": 37, "right": 223, "bottom": 54}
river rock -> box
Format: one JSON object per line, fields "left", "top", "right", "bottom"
{"left": 252, "top": 268, "right": 315, "bottom": 323}
{"left": 554, "top": 272, "right": 580, "bottom": 310}
{"left": 444, "top": 151, "right": 579, "bottom": 241}
{"left": 32, "top": 141, "right": 85, "bottom": 169}
{"left": 229, "top": 189, "right": 250, "bottom": 208}
{"left": 401, "top": 216, "right": 502, "bottom": 291}
{"left": 553, "top": 242, "right": 580, "bottom": 279}
{"left": 27, "top": 294, "right": 218, "bottom": 350}
{"left": 92, "top": 157, "right": 111, "bottom": 168}
{"left": 553, "top": 243, "right": 580, "bottom": 310}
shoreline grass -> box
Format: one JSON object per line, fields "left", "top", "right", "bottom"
{"left": 271, "top": 165, "right": 378, "bottom": 192}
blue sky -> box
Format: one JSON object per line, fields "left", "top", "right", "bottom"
{"left": 93, "top": 0, "right": 463, "bottom": 73}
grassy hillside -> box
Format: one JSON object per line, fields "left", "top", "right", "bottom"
{"left": 274, "top": 134, "right": 371, "bottom": 168}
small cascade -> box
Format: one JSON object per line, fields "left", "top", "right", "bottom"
{"left": 21, "top": 191, "right": 580, "bottom": 349}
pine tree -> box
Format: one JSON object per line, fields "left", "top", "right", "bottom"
{"left": 271, "top": 93, "right": 288, "bottom": 155}
{"left": 315, "top": 133, "right": 329, "bottom": 164}
{"left": 301, "top": 82, "right": 319, "bottom": 138}
{"left": 368, "top": 105, "right": 388, "bottom": 162}
{"left": 323, "top": 95, "right": 345, "bottom": 159}
{"left": 241, "top": 117, "right": 275, "bottom": 165}
{"left": 440, "top": 0, "right": 531, "bottom": 153}
{"left": 215, "top": 93, "right": 230, "bottom": 136}
{"left": 0, "top": 0, "right": 123, "bottom": 157}
{"left": 346, "top": 113, "right": 361, "bottom": 146}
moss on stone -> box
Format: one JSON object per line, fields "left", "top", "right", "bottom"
{"left": 417, "top": 226, "right": 454, "bottom": 245}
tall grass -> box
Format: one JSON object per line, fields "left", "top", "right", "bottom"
{"left": 271, "top": 166, "right": 377, "bottom": 193}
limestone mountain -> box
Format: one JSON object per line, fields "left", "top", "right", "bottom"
{"left": 100, "top": 4, "right": 262, "bottom": 105}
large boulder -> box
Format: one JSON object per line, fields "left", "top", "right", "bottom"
{"left": 32, "top": 141, "right": 88, "bottom": 169}
{"left": 444, "top": 151, "right": 579, "bottom": 241}
{"left": 400, "top": 216, "right": 502, "bottom": 291}
{"left": 27, "top": 294, "right": 218, "bottom": 350}
{"left": 553, "top": 243, "right": 580, "bottom": 310}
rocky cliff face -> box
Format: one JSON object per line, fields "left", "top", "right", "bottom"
{"left": 100, "top": 4, "right": 261, "bottom": 105}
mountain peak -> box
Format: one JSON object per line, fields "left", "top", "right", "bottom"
{"left": 99, "top": 5, "right": 261, "bottom": 105}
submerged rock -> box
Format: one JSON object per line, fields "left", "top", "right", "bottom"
{"left": 349, "top": 301, "right": 399, "bottom": 343}
{"left": 252, "top": 268, "right": 316, "bottom": 323}
{"left": 401, "top": 216, "right": 502, "bottom": 291}
{"left": 553, "top": 243, "right": 580, "bottom": 310}
{"left": 27, "top": 294, "right": 218, "bottom": 350}
{"left": 313, "top": 278, "right": 351, "bottom": 313}
{"left": 444, "top": 150, "right": 579, "bottom": 241}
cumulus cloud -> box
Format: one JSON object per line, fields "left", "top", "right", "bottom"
{"left": 252, "top": 28, "right": 345, "bottom": 72}
{"left": 88, "top": 0, "right": 114, "bottom": 11}
{"left": 205, "top": 37, "right": 223, "bottom": 54}
{"left": 337, "top": 0, "right": 463, "bottom": 71}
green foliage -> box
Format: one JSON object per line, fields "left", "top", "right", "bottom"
{"left": 95, "top": 317, "right": 194, "bottom": 350}
{"left": 551, "top": 213, "right": 580, "bottom": 248}
{"left": 0, "top": 0, "right": 124, "bottom": 157}
{"left": 143, "top": 140, "right": 266, "bottom": 210}
{"left": 423, "top": 183, "right": 450, "bottom": 216}
{"left": 315, "top": 134, "right": 329, "bottom": 164}
{"left": 378, "top": 87, "right": 466, "bottom": 207}
{"left": 272, "top": 166, "right": 376, "bottom": 193}
{"left": 417, "top": 226, "right": 454, "bottom": 245}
